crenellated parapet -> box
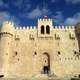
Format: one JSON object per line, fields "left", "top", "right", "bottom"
{"left": 15, "top": 25, "right": 75, "bottom": 30}
{"left": 15, "top": 26, "right": 37, "bottom": 30}
{"left": 3, "top": 21, "right": 14, "bottom": 26}
{"left": 54, "top": 25, "right": 75, "bottom": 29}
{"left": 38, "top": 18, "right": 52, "bottom": 22}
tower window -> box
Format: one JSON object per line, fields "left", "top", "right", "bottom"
{"left": 46, "top": 25, "right": 50, "bottom": 34}
{"left": 34, "top": 52, "right": 37, "bottom": 55}
{"left": 58, "top": 51, "right": 61, "bottom": 55}
{"left": 41, "top": 25, "right": 44, "bottom": 34}
{"left": 15, "top": 51, "right": 18, "bottom": 55}
{"left": 74, "top": 51, "right": 77, "bottom": 54}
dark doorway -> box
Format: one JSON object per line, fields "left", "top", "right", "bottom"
{"left": 43, "top": 66, "right": 50, "bottom": 74}
{"left": 42, "top": 52, "right": 50, "bottom": 74}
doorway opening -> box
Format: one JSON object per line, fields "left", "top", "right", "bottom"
{"left": 43, "top": 66, "right": 50, "bottom": 74}
{"left": 42, "top": 52, "right": 50, "bottom": 74}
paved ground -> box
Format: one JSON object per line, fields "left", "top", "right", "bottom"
{"left": 0, "top": 77, "right": 71, "bottom": 80}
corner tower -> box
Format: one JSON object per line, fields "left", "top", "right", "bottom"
{"left": 0, "top": 21, "right": 14, "bottom": 77}
{"left": 37, "top": 16, "right": 53, "bottom": 37}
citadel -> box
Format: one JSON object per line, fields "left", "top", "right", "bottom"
{"left": 0, "top": 17, "right": 80, "bottom": 78}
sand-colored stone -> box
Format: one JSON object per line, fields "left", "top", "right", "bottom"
{"left": 0, "top": 18, "right": 80, "bottom": 78}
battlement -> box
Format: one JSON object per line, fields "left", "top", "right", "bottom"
{"left": 1, "top": 20, "right": 75, "bottom": 31}
{"left": 3, "top": 21, "right": 14, "bottom": 27}
{"left": 38, "top": 18, "right": 52, "bottom": 22}
{"left": 15, "top": 26, "right": 37, "bottom": 30}
{"left": 54, "top": 25, "right": 75, "bottom": 29}
{"left": 15, "top": 25, "right": 75, "bottom": 30}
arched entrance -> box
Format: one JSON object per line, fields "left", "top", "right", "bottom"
{"left": 42, "top": 52, "right": 50, "bottom": 74}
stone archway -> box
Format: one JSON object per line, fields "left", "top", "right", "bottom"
{"left": 42, "top": 52, "right": 50, "bottom": 74}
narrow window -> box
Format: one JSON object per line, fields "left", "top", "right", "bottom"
{"left": 34, "top": 52, "right": 37, "bottom": 55}
{"left": 41, "top": 25, "right": 44, "bottom": 34}
{"left": 74, "top": 51, "right": 77, "bottom": 54}
{"left": 15, "top": 51, "right": 18, "bottom": 55}
{"left": 46, "top": 25, "right": 50, "bottom": 34}
{"left": 58, "top": 51, "right": 61, "bottom": 55}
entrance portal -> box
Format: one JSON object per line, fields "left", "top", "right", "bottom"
{"left": 43, "top": 66, "right": 49, "bottom": 74}
{"left": 42, "top": 52, "right": 50, "bottom": 74}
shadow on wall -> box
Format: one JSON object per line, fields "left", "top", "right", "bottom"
{"left": 75, "top": 23, "right": 80, "bottom": 50}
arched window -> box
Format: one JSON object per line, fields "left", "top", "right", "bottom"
{"left": 46, "top": 25, "right": 50, "bottom": 34}
{"left": 41, "top": 25, "right": 44, "bottom": 34}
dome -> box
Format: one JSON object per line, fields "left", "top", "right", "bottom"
{"left": 1, "top": 21, "right": 14, "bottom": 35}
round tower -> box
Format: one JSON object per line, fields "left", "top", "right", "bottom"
{"left": 0, "top": 21, "right": 14, "bottom": 77}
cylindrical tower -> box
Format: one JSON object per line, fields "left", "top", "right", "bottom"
{"left": 0, "top": 21, "right": 14, "bottom": 77}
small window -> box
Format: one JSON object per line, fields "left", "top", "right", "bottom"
{"left": 0, "top": 75, "right": 4, "bottom": 78}
{"left": 55, "top": 34, "right": 60, "bottom": 40}
{"left": 45, "top": 60, "right": 46, "bottom": 62}
{"left": 69, "top": 34, "right": 75, "bottom": 39}
{"left": 29, "top": 34, "right": 34, "bottom": 40}
{"left": 18, "top": 58, "right": 19, "bottom": 61}
{"left": 58, "top": 51, "right": 61, "bottom": 55}
{"left": 46, "top": 25, "right": 50, "bottom": 34}
{"left": 15, "top": 51, "right": 18, "bottom": 55}
{"left": 74, "top": 51, "right": 77, "bottom": 54}
{"left": 41, "top": 25, "right": 45, "bottom": 34}
{"left": 15, "top": 35, "right": 20, "bottom": 40}
{"left": 34, "top": 52, "right": 37, "bottom": 55}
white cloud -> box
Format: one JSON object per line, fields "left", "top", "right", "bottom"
{"left": 13, "top": 0, "right": 31, "bottom": 10}
{"left": 0, "top": 12, "right": 11, "bottom": 25}
{"left": 27, "top": 7, "right": 50, "bottom": 19}
{"left": 0, "top": 12, "right": 20, "bottom": 26}
{"left": 64, "top": 12, "right": 80, "bottom": 25}
{"left": 53, "top": 11, "right": 80, "bottom": 26}
{"left": 0, "top": 0, "right": 10, "bottom": 9}
{"left": 66, "top": 0, "right": 80, "bottom": 4}
{"left": 53, "top": 11, "right": 64, "bottom": 25}
{"left": 64, "top": 18, "right": 78, "bottom": 25}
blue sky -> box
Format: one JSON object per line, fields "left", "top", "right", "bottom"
{"left": 0, "top": 0, "right": 80, "bottom": 26}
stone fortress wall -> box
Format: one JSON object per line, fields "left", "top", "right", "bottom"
{"left": 0, "top": 18, "right": 80, "bottom": 78}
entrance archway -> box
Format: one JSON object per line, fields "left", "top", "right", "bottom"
{"left": 42, "top": 52, "right": 50, "bottom": 74}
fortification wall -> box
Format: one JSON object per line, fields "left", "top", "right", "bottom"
{"left": 0, "top": 20, "right": 80, "bottom": 78}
